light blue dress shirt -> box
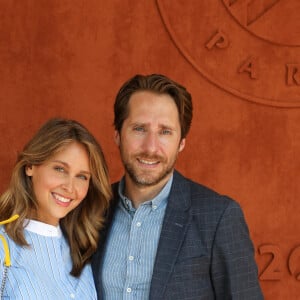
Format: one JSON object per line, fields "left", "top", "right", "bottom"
{"left": 101, "top": 175, "right": 173, "bottom": 299}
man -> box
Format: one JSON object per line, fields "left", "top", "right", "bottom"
{"left": 92, "top": 74, "right": 263, "bottom": 299}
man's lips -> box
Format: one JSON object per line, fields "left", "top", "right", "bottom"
{"left": 137, "top": 158, "right": 160, "bottom": 165}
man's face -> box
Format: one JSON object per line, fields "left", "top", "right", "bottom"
{"left": 115, "top": 91, "right": 185, "bottom": 188}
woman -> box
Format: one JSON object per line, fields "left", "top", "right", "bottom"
{"left": 0, "top": 118, "right": 112, "bottom": 299}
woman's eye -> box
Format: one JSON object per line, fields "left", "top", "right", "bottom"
{"left": 54, "top": 166, "right": 65, "bottom": 173}
{"left": 78, "top": 174, "right": 90, "bottom": 181}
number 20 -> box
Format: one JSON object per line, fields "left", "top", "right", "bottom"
{"left": 258, "top": 245, "right": 300, "bottom": 281}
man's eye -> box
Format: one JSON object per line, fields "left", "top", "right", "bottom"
{"left": 133, "top": 127, "right": 145, "bottom": 132}
{"left": 161, "top": 129, "right": 172, "bottom": 135}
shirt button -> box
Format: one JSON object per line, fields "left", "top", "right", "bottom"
{"left": 136, "top": 222, "right": 141, "bottom": 227}
{"left": 126, "top": 287, "right": 132, "bottom": 293}
{"left": 70, "top": 293, "right": 75, "bottom": 298}
{"left": 153, "top": 205, "right": 157, "bottom": 210}
{"left": 128, "top": 255, "right": 134, "bottom": 261}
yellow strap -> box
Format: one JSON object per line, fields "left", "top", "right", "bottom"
{"left": 0, "top": 214, "right": 19, "bottom": 267}
{"left": 0, "top": 234, "right": 11, "bottom": 267}
{"left": 0, "top": 214, "right": 19, "bottom": 225}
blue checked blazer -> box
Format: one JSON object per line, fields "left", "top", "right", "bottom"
{"left": 92, "top": 170, "right": 264, "bottom": 299}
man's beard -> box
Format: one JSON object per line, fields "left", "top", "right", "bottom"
{"left": 122, "top": 154, "right": 177, "bottom": 187}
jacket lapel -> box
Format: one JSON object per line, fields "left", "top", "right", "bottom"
{"left": 149, "top": 171, "right": 191, "bottom": 299}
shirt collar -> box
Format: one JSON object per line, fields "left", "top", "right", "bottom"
{"left": 24, "top": 219, "right": 62, "bottom": 237}
{"left": 118, "top": 174, "right": 174, "bottom": 212}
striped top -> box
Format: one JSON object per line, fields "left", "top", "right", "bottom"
{"left": 0, "top": 220, "right": 97, "bottom": 299}
{"left": 101, "top": 175, "right": 172, "bottom": 299}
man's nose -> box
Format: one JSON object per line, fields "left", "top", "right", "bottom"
{"left": 142, "top": 132, "right": 159, "bottom": 153}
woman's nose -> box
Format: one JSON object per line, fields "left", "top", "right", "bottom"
{"left": 62, "top": 177, "right": 74, "bottom": 193}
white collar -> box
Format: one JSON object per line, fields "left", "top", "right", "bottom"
{"left": 24, "top": 219, "right": 62, "bottom": 237}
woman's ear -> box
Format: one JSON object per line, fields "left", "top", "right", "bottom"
{"left": 25, "top": 165, "right": 33, "bottom": 176}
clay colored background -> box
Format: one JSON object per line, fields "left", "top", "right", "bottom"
{"left": 0, "top": 1, "right": 299, "bottom": 299}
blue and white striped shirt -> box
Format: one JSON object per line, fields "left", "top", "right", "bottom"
{"left": 101, "top": 175, "right": 173, "bottom": 299}
{"left": 0, "top": 220, "right": 97, "bottom": 299}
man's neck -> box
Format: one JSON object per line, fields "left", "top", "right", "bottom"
{"left": 124, "top": 174, "right": 172, "bottom": 209}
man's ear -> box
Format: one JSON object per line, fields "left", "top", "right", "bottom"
{"left": 25, "top": 165, "right": 33, "bottom": 176}
{"left": 179, "top": 138, "right": 186, "bottom": 152}
{"left": 114, "top": 130, "right": 120, "bottom": 146}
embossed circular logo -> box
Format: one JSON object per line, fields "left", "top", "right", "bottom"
{"left": 157, "top": 0, "right": 300, "bottom": 107}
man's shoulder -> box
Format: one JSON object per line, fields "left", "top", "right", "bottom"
{"left": 173, "top": 170, "right": 240, "bottom": 210}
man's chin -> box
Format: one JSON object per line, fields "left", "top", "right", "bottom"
{"left": 129, "top": 171, "right": 171, "bottom": 187}
{"left": 129, "top": 175, "right": 158, "bottom": 187}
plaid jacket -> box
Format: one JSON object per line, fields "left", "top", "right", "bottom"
{"left": 92, "top": 170, "right": 264, "bottom": 300}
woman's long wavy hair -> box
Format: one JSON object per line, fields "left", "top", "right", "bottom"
{"left": 0, "top": 118, "right": 112, "bottom": 276}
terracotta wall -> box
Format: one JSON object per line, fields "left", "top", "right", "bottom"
{"left": 0, "top": 1, "right": 299, "bottom": 298}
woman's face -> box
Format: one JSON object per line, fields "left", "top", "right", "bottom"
{"left": 26, "top": 142, "right": 91, "bottom": 226}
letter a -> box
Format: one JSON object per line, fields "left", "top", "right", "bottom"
{"left": 238, "top": 56, "right": 258, "bottom": 79}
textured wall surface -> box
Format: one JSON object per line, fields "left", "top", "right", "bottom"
{"left": 0, "top": 1, "right": 299, "bottom": 298}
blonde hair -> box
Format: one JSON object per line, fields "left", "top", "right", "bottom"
{"left": 0, "top": 118, "right": 112, "bottom": 276}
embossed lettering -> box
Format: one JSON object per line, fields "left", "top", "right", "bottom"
{"left": 258, "top": 245, "right": 283, "bottom": 281}
{"left": 288, "top": 246, "right": 300, "bottom": 280}
{"left": 206, "top": 30, "right": 229, "bottom": 50}
{"left": 238, "top": 56, "right": 258, "bottom": 79}
{"left": 286, "top": 64, "right": 300, "bottom": 86}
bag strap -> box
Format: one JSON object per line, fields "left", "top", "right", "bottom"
{"left": 0, "top": 215, "right": 19, "bottom": 299}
